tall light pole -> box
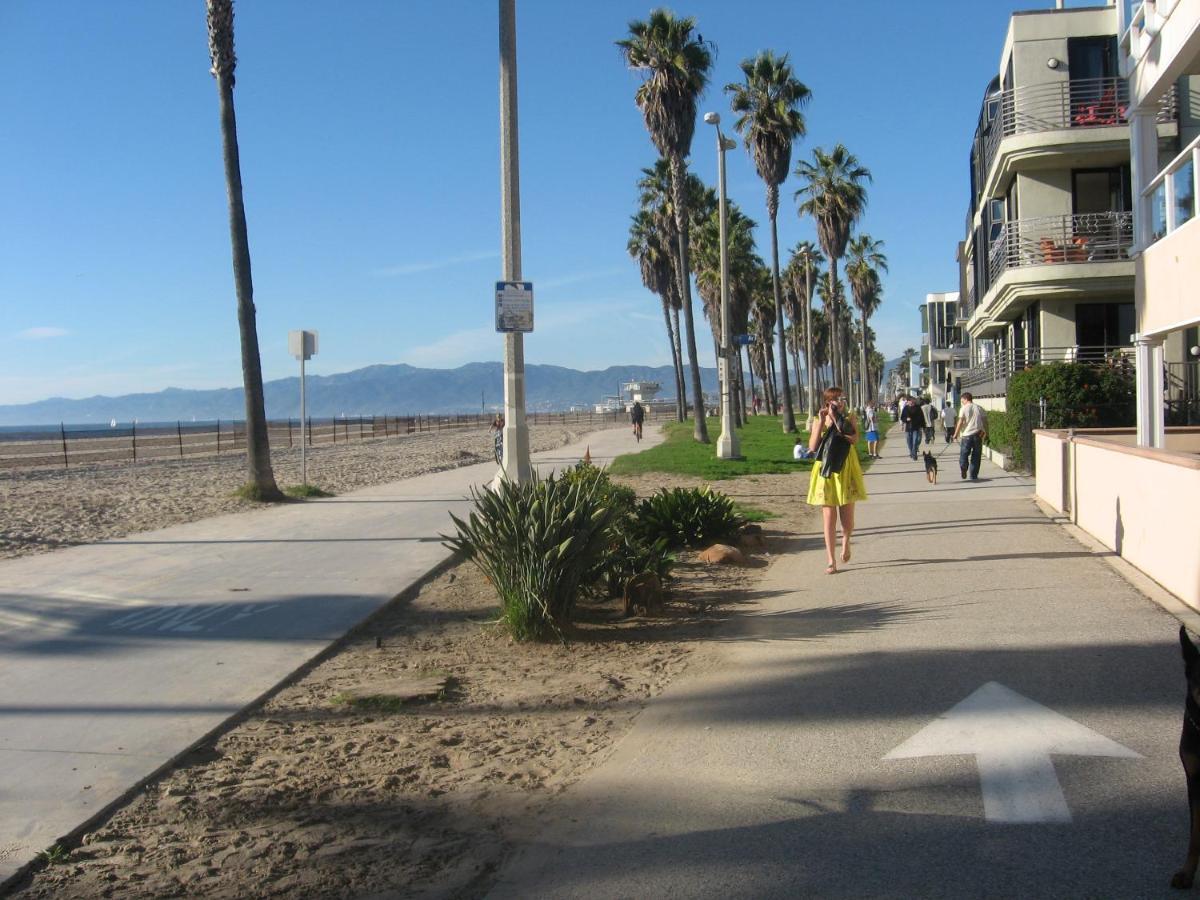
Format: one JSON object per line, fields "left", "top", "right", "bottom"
{"left": 704, "top": 112, "right": 740, "bottom": 460}
{"left": 497, "top": 0, "right": 530, "bottom": 484}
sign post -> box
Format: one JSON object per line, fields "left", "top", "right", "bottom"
{"left": 288, "top": 330, "right": 318, "bottom": 486}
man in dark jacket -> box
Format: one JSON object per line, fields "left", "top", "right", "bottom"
{"left": 899, "top": 396, "right": 924, "bottom": 460}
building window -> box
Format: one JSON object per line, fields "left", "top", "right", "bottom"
{"left": 1175, "top": 157, "right": 1195, "bottom": 229}
{"left": 1151, "top": 182, "right": 1168, "bottom": 241}
{"left": 1075, "top": 302, "right": 1135, "bottom": 348}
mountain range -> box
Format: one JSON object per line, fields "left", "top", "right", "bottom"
{"left": 0, "top": 363, "right": 722, "bottom": 427}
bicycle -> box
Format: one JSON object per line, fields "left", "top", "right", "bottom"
{"left": 632, "top": 420, "right": 643, "bottom": 443}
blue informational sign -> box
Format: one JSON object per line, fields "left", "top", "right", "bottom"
{"left": 734, "top": 334, "right": 754, "bottom": 346}
{"left": 495, "top": 281, "right": 534, "bottom": 333}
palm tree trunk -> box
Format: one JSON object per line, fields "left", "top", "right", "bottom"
{"left": 671, "top": 306, "right": 686, "bottom": 420}
{"left": 660, "top": 296, "right": 682, "bottom": 417}
{"left": 733, "top": 351, "right": 745, "bottom": 426}
{"left": 768, "top": 207, "right": 795, "bottom": 431}
{"left": 804, "top": 262, "right": 815, "bottom": 416}
{"left": 669, "top": 154, "right": 709, "bottom": 442}
{"left": 828, "top": 260, "right": 840, "bottom": 390}
{"left": 212, "top": 55, "right": 280, "bottom": 500}
{"left": 745, "top": 345, "right": 756, "bottom": 412}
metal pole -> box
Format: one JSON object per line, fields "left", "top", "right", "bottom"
{"left": 713, "top": 122, "right": 739, "bottom": 460}
{"left": 300, "top": 355, "right": 307, "bottom": 485}
{"left": 497, "top": 0, "right": 531, "bottom": 485}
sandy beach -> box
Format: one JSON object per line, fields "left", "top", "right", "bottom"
{"left": 0, "top": 424, "right": 615, "bottom": 560}
{"left": 9, "top": 469, "right": 811, "bottom": 899}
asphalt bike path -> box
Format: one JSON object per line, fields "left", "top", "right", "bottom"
{"left": 0, "top": 424, "right": 653, "bottom": 886}
{"left": 491, "top": 425, "right": 1194, "bottom": 898}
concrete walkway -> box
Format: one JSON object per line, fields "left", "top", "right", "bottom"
{"left": 0, "top": 424, "right": 652, "bottom": 885}
{"left": 490, "top": 426, "right": 1194, "bottom": 898}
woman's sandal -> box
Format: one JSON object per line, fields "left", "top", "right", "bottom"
{"left": 841, "top": 546, "right": 852, "bottom": 563}
{"left": 825, "top": 563, "right": 837, "bottom": 575}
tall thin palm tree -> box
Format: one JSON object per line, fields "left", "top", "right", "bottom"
{"left": 206, "top": 0, "right": 281, "bottom": 501}
{"left": 794, "top": 145, "right": 871, "bottom": 398}
{"left": 619, "top": 10, "right": 712, "bottom": 442}
{"left": 726, "top": 50, "right": 810, "bottom": 433}
{"left": 846, "top": 233, "right": 888, "bottom": 408}
{"left": 785, "top": 241, "right": 823, "bottom": 414}
{"left": 628, "top": 208, "right": 683, "bottom": 414}
{"left": 637, "top": 159, "right": 690, "bottom": 418}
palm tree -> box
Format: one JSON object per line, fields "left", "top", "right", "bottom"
{"left": 637, "top": 159, "right": 693, "bottom": 418}
{"left": 619, "top": 10, "right": 713, "bottom": 442}
{"left": 794, "top": 145, "right": 871, "bottom": 398}
{"left": 726, "top": 51, "right": 810, "bottom": 433}
{"left": 785, "top": 241, "right": 823, "bottom": 414}
{"left": 206, "top": 0, "right": 281, "bottom": 501}
{"left": 628, "top": 208, "right": 683, "bottom": 415}
{"left": 846, "top": 233, "right": 888, "bottom": 407}
{"left": 901, "top": 346, "right": 918, "bottom": 394}
{"left": 748, "top": 261, "right": 777, "bottom": 413}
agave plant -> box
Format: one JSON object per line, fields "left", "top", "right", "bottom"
{"left": 633, "top": 486, "right": 745, "bottom": 549}
{"left": 444, "top": 471, "right": 617, "bottom": 641}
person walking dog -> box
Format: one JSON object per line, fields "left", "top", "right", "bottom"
{"left": 952, "top": 392, "right": 988, "bottom": 481}
{"left": 899, "top": 396, "right": 923, "bottom": 461}
{"left": 807, "top": 386, "right": 868, "bottom": 575}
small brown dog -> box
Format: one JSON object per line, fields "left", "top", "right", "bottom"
{"left": 623, "top": 572, "right": 664, "bottom": 618}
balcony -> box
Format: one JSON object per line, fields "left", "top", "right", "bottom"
{"left": 960, "top": 344, "right": 1134, "bottom": 397}
{"left": 987, "top": 212, "right": 1134, "bottom": 285}
{"left": 979, "top": 78, "right": 1177, "bottom": 192}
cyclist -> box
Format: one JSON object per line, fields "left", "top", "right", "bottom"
{"left": 630, "top": 400, "right": 645, "bottom": 442}
{"left": 490, "top": 413, "right": 504, "bottom": 463}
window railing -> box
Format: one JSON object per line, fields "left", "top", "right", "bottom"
{"left": 1142, "top": 132, "right": 1200, "bottom": 245}
{"left": 986, "top": 212, "right": 1134, "bottom": 285}
{"left": 960, "top": 345, "right": 1134, "bottom": 390}
{"left": 980, "top": 78, "right": 1177, "bottom": 179}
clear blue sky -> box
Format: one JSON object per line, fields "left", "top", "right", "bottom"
{"left": 0, "top": 0, "right": 1033, "bottom": 405}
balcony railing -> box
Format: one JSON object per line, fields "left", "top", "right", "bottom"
{"left": 980, "top": 78, "right": 1177, "bottom": 178}
{"left": 1144, "top": 132, "right": 1200, "bottom": 245}
{"left": 986, "top": 212, "right": 1134, "bottom": 286}
{"left": 960, "top": 344, "right": 1133, "bottom": 392}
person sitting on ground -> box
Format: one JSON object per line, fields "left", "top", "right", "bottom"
{"left": 793, "top": 437, "right": 814, "bottom": 460}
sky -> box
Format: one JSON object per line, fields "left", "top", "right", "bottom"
{"left": 0, "top": 0, "right": 1045, "bottom": 406}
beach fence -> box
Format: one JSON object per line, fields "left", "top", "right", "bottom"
{"left": 0, "top": 408, "right": 655, "bottom": 472}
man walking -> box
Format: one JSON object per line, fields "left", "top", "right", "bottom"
{"left": 952, "top": 392, "right": 987, "bottom": 481}
{"left": 941, "top": 402, "right": 956, "bottom": 443}
{"left": 920, "top": 396, "right": 936, "bottom": 446}
{"left": 899, "top": 396, "right": 923, "bottom": 461}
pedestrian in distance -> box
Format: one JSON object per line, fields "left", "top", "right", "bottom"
{"left": 952, "top": 391, "right": 988, "bottom": 481}
{"left": 899, "top": 396, "right": 924, "bottom": 461}
{"left": 941, "top": 402, "right": 956, "bottom": 443}
{"left": 630, "top": 400, "right": 645, "bottom": 442}
{"left": 792, "top": 437, "right": 814, "bottom": 460}
{"left": 807, "top": 386, "right": 868, "bottom": 575}
{"left": 864, "top": 401, "right": 880, "bottom": 458}
{"left": 921, "top": 396, "right": 937, "bottom": 446}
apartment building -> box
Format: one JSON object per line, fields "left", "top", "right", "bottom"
{"left": 1121, "top": 0, "right": 1200, "bottom": 444}
{"left": 919, "top": 291, "right": 969, "bottom": 408}
{"left": 957, "top": 0, "right": 1196, "bottom": 405}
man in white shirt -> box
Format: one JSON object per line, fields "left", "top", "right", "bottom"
{"left": 952, "top": 392, "right": 988, "bottom": 481}
{"left": 920, "top": 397, "right": 936, "bottom": 446}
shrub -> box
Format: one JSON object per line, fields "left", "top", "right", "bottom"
{"left": 1003, "top": 362, "right": 1136, "bottom": 468}
{"left": 633, "top": 486, "right": 745, "bottom": 549}
{"left": 562, "top": 461, "right": 675, "bottom": 591}
{"left": 984, "top": 408, "right": 1016, "bottom": 453}
{"left": 444, "top": 471, "right": 617, "bottom": 641}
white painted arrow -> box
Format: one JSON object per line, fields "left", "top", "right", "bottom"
{"left": 884, "top": 682, "right": 1141, "bottom": 824}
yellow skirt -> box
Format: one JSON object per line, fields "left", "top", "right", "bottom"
{"left": 807, "top": 449, "right": 868, "bottom": 507}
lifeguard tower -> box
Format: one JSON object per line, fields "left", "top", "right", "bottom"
{"left": 622, "top": 380, "right": 662, "bottom": 405}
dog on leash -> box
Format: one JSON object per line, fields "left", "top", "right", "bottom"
{"left": 1173, "top": 626, "right": 1200, "bottom": 889}
{"left": 922, "top": 451, "right": 938, "bottom": 485}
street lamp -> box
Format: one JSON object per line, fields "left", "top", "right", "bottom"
{"left": 704, "top": 112, "right": 740, "bottom": 460}
{"left": 700, "top": 113, "right": 739, "bottom": 460}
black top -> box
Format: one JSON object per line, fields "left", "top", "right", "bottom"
{"left": 900, "top": 404, "right": 924, "bottom": 432}
{"left": 630, "top": 403, "right": 645, "bottom": 424}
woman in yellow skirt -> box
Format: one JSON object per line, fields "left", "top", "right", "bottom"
{"left": 806, "top": 386, "right": 868, "bottom": 574}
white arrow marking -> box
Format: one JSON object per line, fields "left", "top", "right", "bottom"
{"left": 884, "top": 682, "right": 1141, "bottom": 823}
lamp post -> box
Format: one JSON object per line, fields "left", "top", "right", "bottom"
{"left": 704, "top": 112, "right": 740, "bottom": 460}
